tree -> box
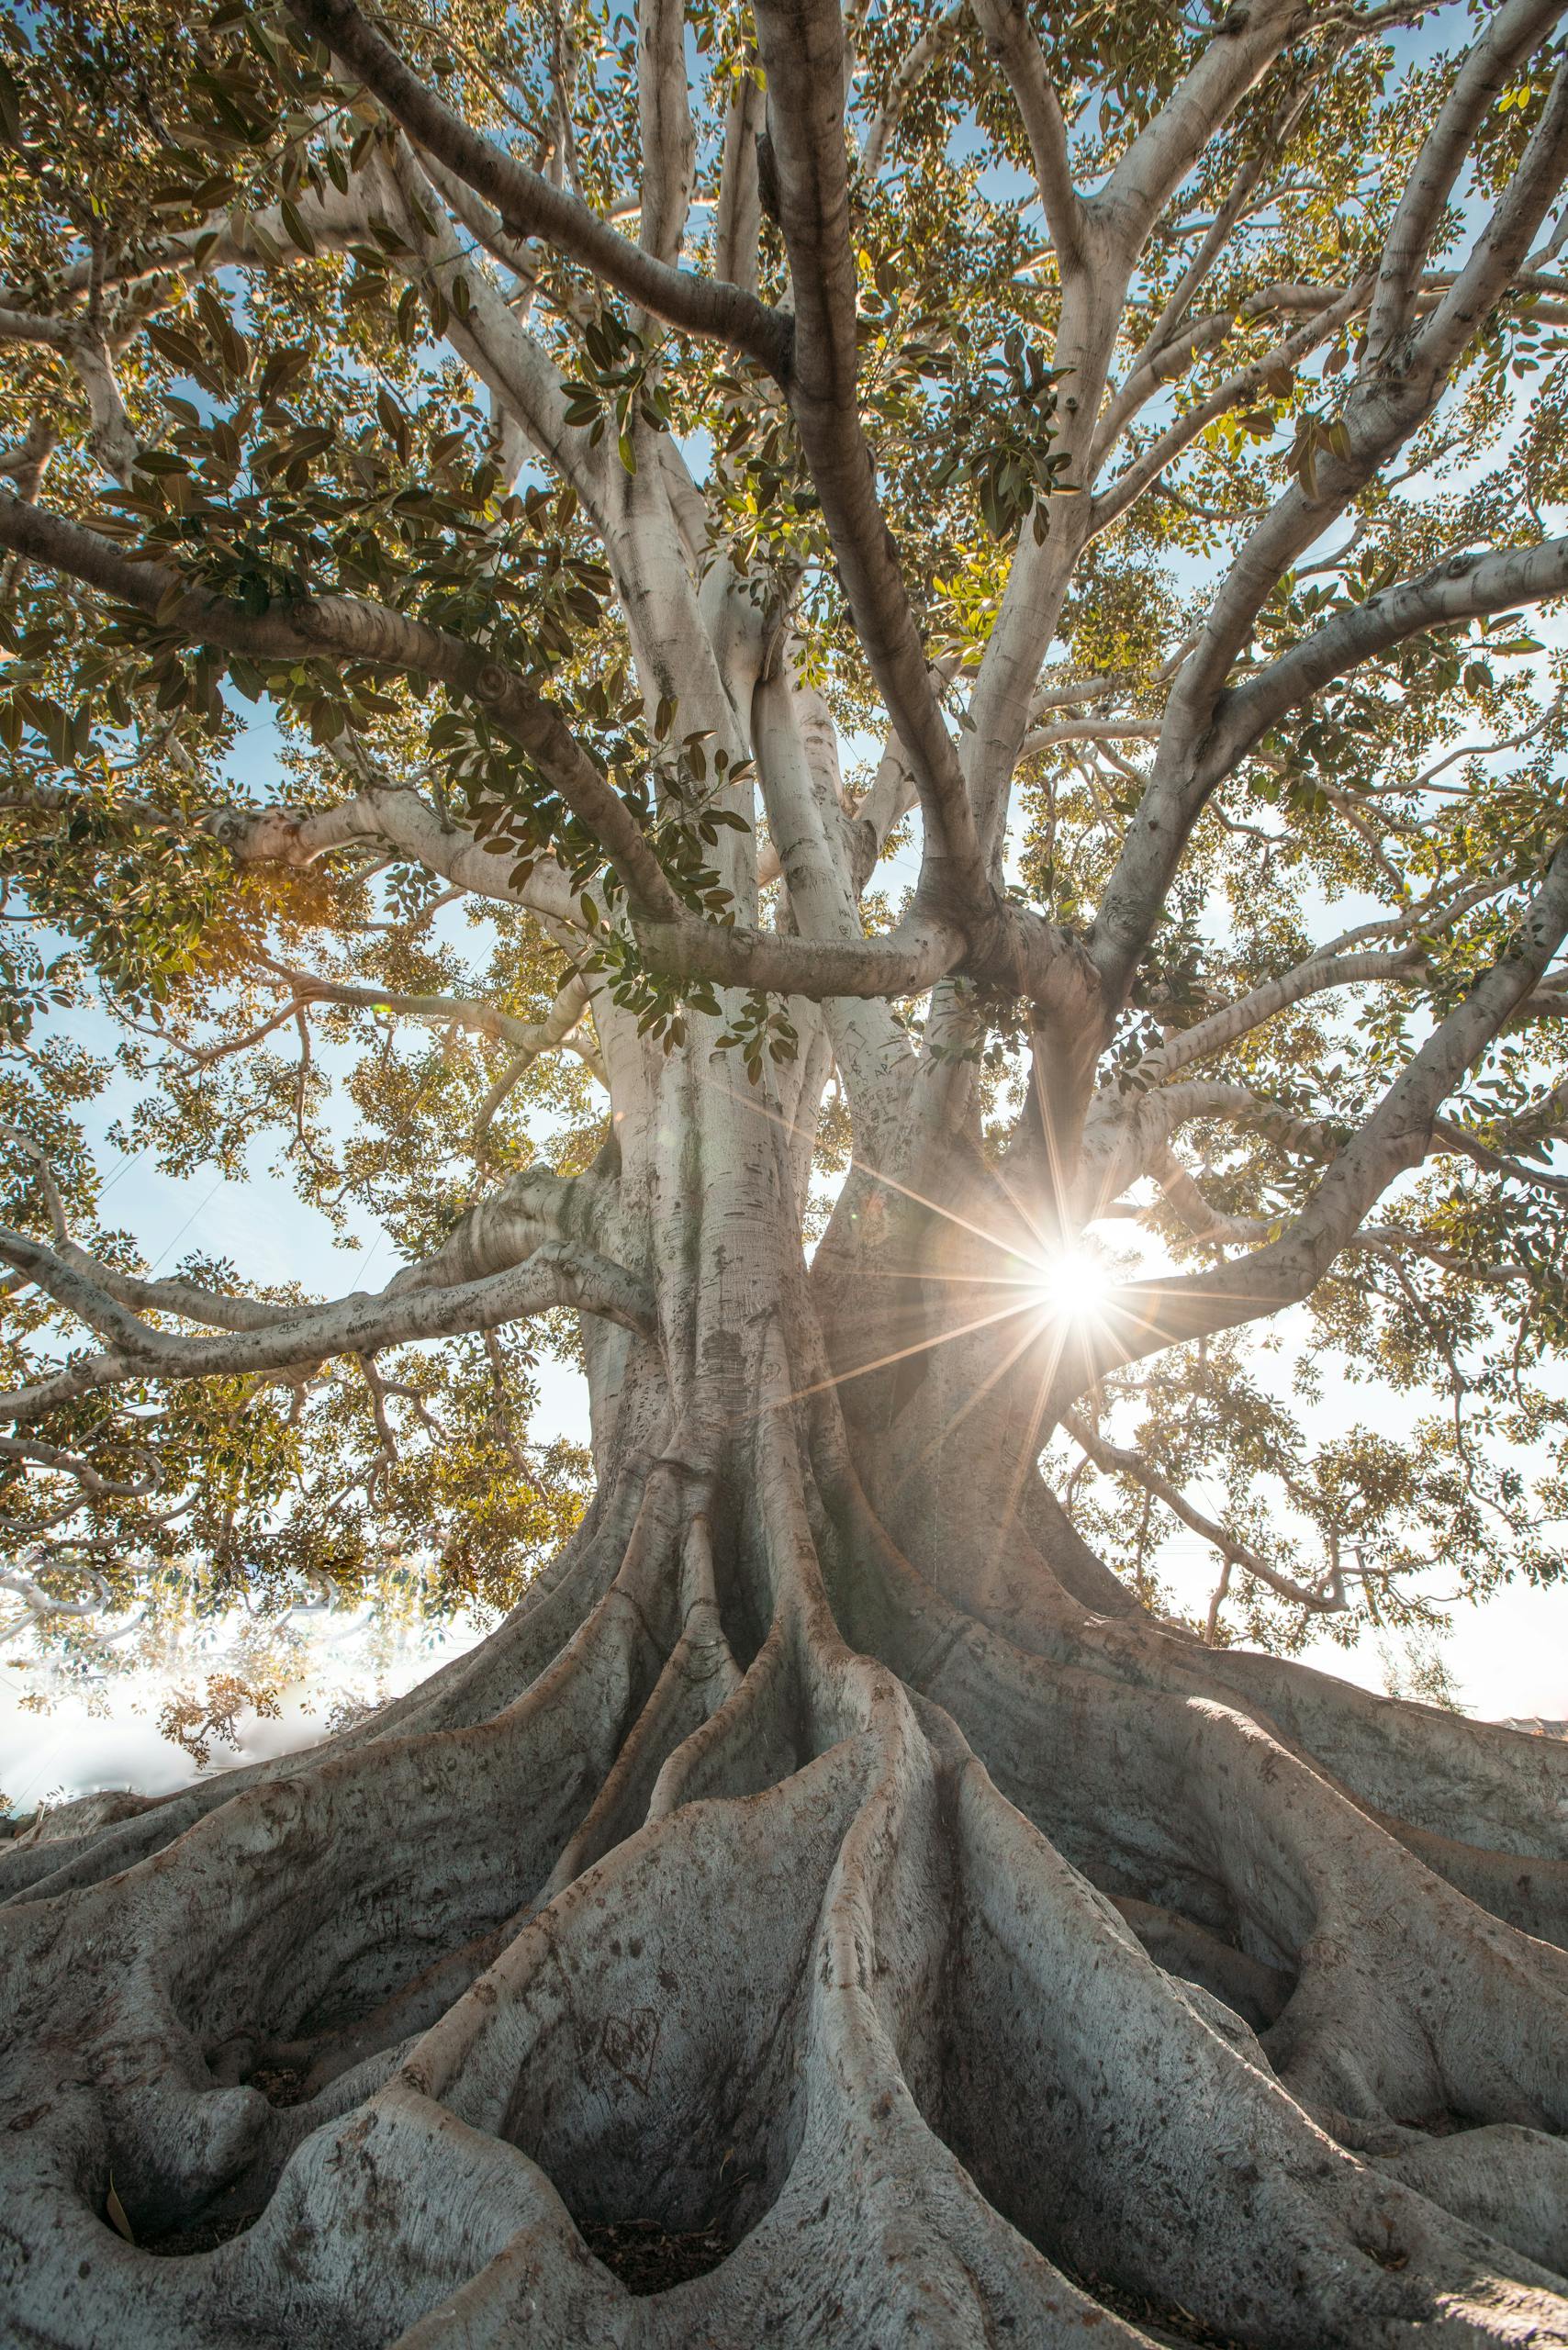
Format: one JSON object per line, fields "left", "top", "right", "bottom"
{"left": 5, "top": 0, "right": 1568, "bottom": 2336}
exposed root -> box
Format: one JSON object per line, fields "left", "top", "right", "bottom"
{"left": 0, "top": 1473, "right": 643, "bottom": 1909}
{"left": 5, "top": 1396, "right": 1568, "bottom": 2347}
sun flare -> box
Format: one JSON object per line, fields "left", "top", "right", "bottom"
{"left": 1027, "top": 1245, "right": 1114, "bottom": 1327}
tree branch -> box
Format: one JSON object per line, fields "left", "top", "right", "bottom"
{"left": 1095, "top": 0, "right": 1307, "bottom": 255}
{"left": 635, "top": 0, "right": 696, "bottom": 272}
{"left": 0, "top": 490, "right": 1030, "bottom": 1005}
{"left": 1131, "top": 947, "right": 1421, "bottom": 1087}
{"left": 713, "top": 70, "right": 764, "bottom": 295}
{"left": 1362, "top": 0, "right": 1568, "bottom": 368}
{"left": 1063, "top": 832, "right": 1568, "bottom": 1393}
{"left": 253, "top": 956, "right": 601, "bottom": 1075}
{"left": 283, "top": 0, "right": 790, "bottom": 374}
{"left": 967, "top": 0, "right": 1087, "bottom": 274}
{"left": 0, "top": 1233, "right": 654, "bottom": 1424}
{"left": 1091, "top": 532, "right": 1568, "bottom": 1013}
{"left": 1172, "top": 54, "right": 1568, "bottom": 733}
{"left": 1220, "top": 534, "right": 1568, "bottom": 764}
{"left": 751, "top": 0, "right": 990, "bottom": 913}
{"left": 1089, "top": 279, "right": 1371, "bottom": 535}
{"left": 861, "top": 1, "right": 964, "bottom": 180}
{"left": 1064, "top": 1409, "right": 1349, "bottom": 1628}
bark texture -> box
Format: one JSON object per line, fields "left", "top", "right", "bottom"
{"left": 4, "top": 1086, "right": 1568, "bottom": 2350}
{"left": 7, "top": 0, "right": 1568, "bottom": 2339}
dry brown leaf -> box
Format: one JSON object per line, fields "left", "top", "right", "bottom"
{"left": 105, "top": 2179, "right": 134, "bottom": 2244}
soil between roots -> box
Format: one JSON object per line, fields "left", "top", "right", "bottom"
{"left": 579, "top": 2216, "right": 735, "bottom": 2293}
{"left": 1059, "top": 2265, "right": 1251, "bottom": 2348}
{"left": 247, "top": 2064, "right": 311, "bottom": 2106}
{"left": 139, "top": 2199, "right": 260, "bottom": 2258}
{"left": 572, "top": 2212, "right": 1252, "bottom": 2336}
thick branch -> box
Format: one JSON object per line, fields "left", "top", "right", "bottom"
{"left": 1095, "top": 0, "right": 1307, "bottom": 256}
{"left": 967, "top": 0, "right": 1087, "bottom": 273}
{"left": 0, "top": 488, "right": 681, "bottom": 910}
{"left": 378, "top": 143, "right": 607, "bottom": 509}
{"left": 1132, "top": 948, "right": 1420, "bottom": 1087}
{"left": 1064, "top": 834, "right": 1568, "bottom": 1393}
{"left": 0, "top": 1234, "right": 653, "bottom": 1423}
{"left": 283, "top": 0, "right": 789, "bottom": 373}
{"left": 1220, "top": 535, "right": 1568, "bottom": 764}
{"left": 751, "top": 0, "right": 989, "bottom": 911}
{"left": 1092, "top": 533, "right": 1568, "bottom": 1011}
{"left": 1362, "top": 0, "right": 1568, "bottom": 367}
{"left": 753, "top": 665, "right": 916, "bottom": 1114}
{"left": 713, "top": 73, "right": 764, "bottom": 294}
{"left": 0, "top": 492, "right": 992, "bottom": 1002}
{"left": 635, "top": 0, "right": 696, "bottom": 272}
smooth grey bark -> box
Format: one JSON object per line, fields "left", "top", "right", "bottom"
{"left": 6, "top": 0, "right": 1568, "bottom": 2338}
{"left": 4, "top": 1076, "right": 1568, "bottom": 2349}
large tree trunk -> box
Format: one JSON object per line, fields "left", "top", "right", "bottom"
{"left": 5, "top": 1046, "right": 1568, "bottom": 2348}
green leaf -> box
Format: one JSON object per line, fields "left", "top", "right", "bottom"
{"left": 278, "top": 196, "right": 317, "bottom": 255}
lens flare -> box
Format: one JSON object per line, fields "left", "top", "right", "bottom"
{"left": 1029, "top": 1245, "right": 1112, "bottom": 1326}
